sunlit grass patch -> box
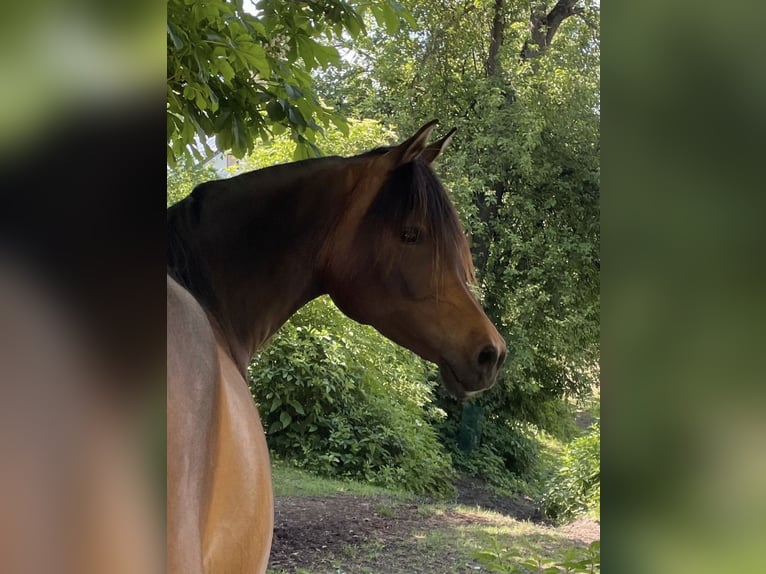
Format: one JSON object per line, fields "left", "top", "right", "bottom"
{"left": 270, "top": 458, "right": 414, "bottom": 499}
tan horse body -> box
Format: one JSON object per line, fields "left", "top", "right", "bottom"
{"left": 167, "top": 276, "right": 272, "bottom": 574}
{"left": 167, "top": 122, "right": 506, "bottom": 573}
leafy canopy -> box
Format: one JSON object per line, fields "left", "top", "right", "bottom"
{"left": 167, "top": 0, "right": 414, "bottom": 166}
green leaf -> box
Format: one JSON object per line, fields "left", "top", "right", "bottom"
{"left": 250, "top": 19, "right": 267, "bottom": 37}
{"left": 396, "top": 3, "right": 418, "bottom": 29}
{"left": 381, "top": 5, "right": 401, "bottom": 34}
{"left": 280, "top": 411, "right": 292, "bottom": 429}
{"left": 295, "top": 35, "right": 317, "bottom": 69}
{"left": 289, "top": 400, "right": 305, "bottom": 415}
{"left": 312, "top": 43, "right": 339, "bottom": 67}
{"left": 472, "top": 551, "right": 500, "bottom": 561}
{"left": 231, "top": 115, "right": 246, "bottom": 156}
{"left": 330, "top": 115, "right": 349, "bottom": 137}
{"left": 346, "top": 15, "right": 362, "bottom": 38}
{"left": 195, "top": 91, "right": 206, "bottom": 110}
{"left": 287, "top": 106, "right": 306, "bottom": 127}
{"left": 266, "top": 100, "right": 286, "bottom": 121}
{"left": 242, "top": 44, "right": 270, "bottom": 76}
{"left": 218, "top": 60, "right": 235, "bottom": 83}
{"left": 167, "top": 24, "right": 184, "bottom": 50}
{"left": 284, "top": 83, "right": 303, "bottom": 99}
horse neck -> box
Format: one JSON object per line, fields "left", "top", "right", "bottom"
{"left": 173, "top": 158, "right": 355, "bottom": 371}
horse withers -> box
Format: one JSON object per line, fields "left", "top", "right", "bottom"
{"left": 167, "top": 120, "right": 506, "bottom": 573}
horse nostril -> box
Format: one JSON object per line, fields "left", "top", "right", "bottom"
{"left": 497, "top": 348, "right": 507, "bottom": 368}
{"left": 477, "top": 345, "right": 498, "bottom": 370}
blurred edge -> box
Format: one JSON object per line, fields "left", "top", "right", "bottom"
{"left": 0, "top": 2, "right": 165, "bottom": 574}
{"left": 604, "top": 1, "right": 766, "bottom": 573}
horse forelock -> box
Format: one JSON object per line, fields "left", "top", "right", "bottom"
{"left": 361, "top": 158, "right": 476, "bottom": 288}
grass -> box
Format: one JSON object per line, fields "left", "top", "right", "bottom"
{"left": 270, "top": 458, "right": 415, "bottom": 500}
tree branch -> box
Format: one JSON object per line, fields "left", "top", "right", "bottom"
{"left": 521, "top": 0, "right": 581, "bottom": 60}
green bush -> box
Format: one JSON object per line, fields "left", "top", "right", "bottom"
{"left": 541, "top": 421, "right": 600, "bottom": 523}
{"left": 248, "top": 297, "right": 456, "bottom": 497}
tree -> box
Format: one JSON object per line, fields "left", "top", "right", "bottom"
{"left": 167, "top": 0, "right": 414, "bottom": 166}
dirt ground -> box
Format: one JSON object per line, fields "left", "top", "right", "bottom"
{"left": 268, "top": 479, "right": 599, "bottom": 572}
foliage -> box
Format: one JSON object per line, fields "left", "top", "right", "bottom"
{"left": 473, "top": 539, "right": 600, "bottom": 574}
{"left": 167, "top": 118, "right": 395, "bottom": 207}
{"left": 541, "top": 421, "right": 600, "bottom": 523}
{"left": 248, "top": 297, "right": 456, "bottom": 497}
{"left": 167, "top": 0, "right": 414, "bottom": 165}
{"left": 166, "top": 158, "right": 219, "bottom": 207}
{"left": 230, "top": 117, "right": 398, "bottom": 171}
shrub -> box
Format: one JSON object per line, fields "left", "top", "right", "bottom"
{"left": 249, "top": 297, "right": 456, "bottom": 497}
{"left": 541, "top": 421, "right": 600, "bottom": 523}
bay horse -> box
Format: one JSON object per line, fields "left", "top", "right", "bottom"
{"left": 167, "top": 120, "right": 506, "bottom": 574}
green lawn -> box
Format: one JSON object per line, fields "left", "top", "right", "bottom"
{"left": 270, "top": 458, "right": 415, "bottom": 499}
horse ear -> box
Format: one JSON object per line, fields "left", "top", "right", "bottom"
{"left": 420, "top": 128, "right": 457, "bottom": 164}
{"left": 388, "top": 120, "right": 440, "bottom": 165}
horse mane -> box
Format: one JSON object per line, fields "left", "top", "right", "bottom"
{"left": 167, "top": 156, "right": 343, "bottom": 308}
{"left": 167, "top": 183, "right": 217, "bottom": 309}
{"left": 364, "top": 158, "right": 476, "bottom": 287}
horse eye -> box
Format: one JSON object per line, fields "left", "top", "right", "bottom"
{"left": 400, "top": 227, "right": 421, "bottom": 245}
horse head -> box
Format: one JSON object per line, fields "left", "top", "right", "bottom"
{"left": 320, "top": 121, "right": 506, "bottom": 397}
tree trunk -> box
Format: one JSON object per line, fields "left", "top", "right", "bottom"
{"left": 472, "top": 0, "right": 508, "bottom": 290}
{"left": 472, "top": 181, "right": 505, "bottom": 279}
{"left": 486, "top": 0, "right": 505, "bottom": 77}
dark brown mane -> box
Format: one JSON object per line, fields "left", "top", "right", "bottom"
{"left": 167, "top": 183, "right": 216, "bottom": 309}
{"left": 167, "top": 156, "right": 343, "bottom": 310}
{"left": 364, "top": 158, "right": 475, "bottom": 286}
